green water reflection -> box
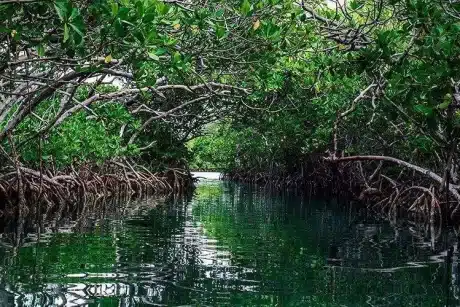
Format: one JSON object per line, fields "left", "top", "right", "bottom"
{"left": 0, "top": 180, "right": 458, "bottom": 306}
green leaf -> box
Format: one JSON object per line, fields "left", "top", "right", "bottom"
{"left": 69, "top": 19, "right": 84, "bottom": 38}
{"left": 148, "top": 52, "right": 160, "bottom": 61}
{"left": 118, "top": 7, "right": 130, "bottom": 21}
{"left": 215, "top": 9, "right": 224, "bottom": 17}
{"left": 69, "top": 8, "right": 79, "bottom": 21}
{"left": 54, "top": 0, "right": 69, "bottom": 22}
{"left": 135, "top": 0, "right": 144, "bottom": 17}
{"left": 173, "top": 51, "right": 181, "bottom": 63}
{"left": 155, "top": 48, "right": 167, "bottom": 55}
{"left": 215, "top": 25, "right": 226, "bottom": 39}
{"left": 414, "top": 104, "right": 433, "bottom": 116}
{"left": 435, "top": 25, "right": 444, "bottom": 36}
{"left": 437, "top": 94, "right": 452, "bottom": 110}
{"left": 133, "top": 30, "right": 145, "bottom": 43}
{"left": 438, "top": 100, "right": 451, "bottom": 110}
{"left": 63, "top": 23, "right": 70, "bottom": 42}
{"left": 146, "top": 29, "right": 158, "bottom": 42}
{"left": 156, "top": 2, "right": 169, "bottom": 15}
{"left": 144, "top": 12, "right": 156, "bottom": 22}
{"left": 111, "top": 1, "right": 119, "bottom": 16}
{"left": 240, "top": 0, "right": 251, "bottom": 16}
{"left": 37, "top": 44, "right": 45, "bottom": 56}
{"left": 114, "top": 18, "right": 124, "bottom": 37}
{"left": 349, "top": 0, "right": 360, "bottom": 10}
{"left": 453, "top": 23, "right": 460, "bottom": 33}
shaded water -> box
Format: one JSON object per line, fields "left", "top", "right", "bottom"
{"left": 0, "top": 179, "right": 460, "bottom": 306}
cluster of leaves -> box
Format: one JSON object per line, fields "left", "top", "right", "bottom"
{"left": 1, "top": 0, "right": 300, "bottom": 170}
{"left": 23, "top": 108, "right": 138, "bottom": 168}
{"left": 15, "top": 87, "right": 141, "bottom": 168}
{"left": 188, "top": 121, "right": 245, "bottom": 170}
{"left": 188, "top": 50, "right": 367, "bottom": 172}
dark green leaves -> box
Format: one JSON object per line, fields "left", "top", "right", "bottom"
{"left": 349, "top": 0, "right": 361, "bottom": 10}
{"left": 414, "top": 104, "right": 433, "bottom": 117}
{"left": 135, "top": 0, "right": 144, "bottom": 17}
{"left": 114, "top": 18, "right": 124, "bottom": 37}
{"left": 54, "top": 0, "right": 71, "bottom": 22}
{"left": 54, "top": 0, "right": 85, "bottom": 45}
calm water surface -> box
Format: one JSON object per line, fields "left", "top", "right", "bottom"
{"left": 0, "top": 179, "right": 460, "bottom": 306}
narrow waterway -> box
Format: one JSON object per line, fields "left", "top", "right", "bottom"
{"left": 0, "top": 177, "right": 459, "bottom": 306}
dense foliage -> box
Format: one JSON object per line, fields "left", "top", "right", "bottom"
{"left": 185, "top": 1, "right": 460, "bottom": 195}
{"left": 3, "top": 0, "right": 460, "bottom": 211}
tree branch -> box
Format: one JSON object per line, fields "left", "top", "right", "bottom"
{"left": 326, "top": 155, "right": 460, "bottom": 202}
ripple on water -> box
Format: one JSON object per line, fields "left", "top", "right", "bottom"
{"left": 0, "top": 181, "right": 458, "bottom": 306}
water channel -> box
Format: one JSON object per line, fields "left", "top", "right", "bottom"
{"left": 0, "top": 174, "right": 459, "bottom": 306}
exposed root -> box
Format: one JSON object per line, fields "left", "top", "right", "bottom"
{"left": 223, "top": 156, "right": 454, "bottom": 224}
{"left": 222, "top": 157, "right": 339, "bottom": 193}
{"left": 0, "top": 159, "right": 194, "bottom": 226}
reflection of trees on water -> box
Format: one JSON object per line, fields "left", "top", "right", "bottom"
{"left": 2, "top": 182, "right": 460, "bottom": 306}
{"left": 323, "top": 214, "right": 460, "bottom": 306}
{"left": 0, "top": 195, "right": 190, "bottom": 306}
{"left": 0, "top": 187, "right": 261, "bottom": 306}
{"left": 196, "top": 183, "right": 460, "bottom": 306}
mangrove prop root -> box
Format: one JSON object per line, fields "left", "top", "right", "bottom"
{"left": 223, "top": 155, "right": 455, "bottom": 223}
{"left": 0, "top": 160, "right": 193, "bottom": 221}
{"left": 323, "top": 155, "right": 460, "bottom": 221}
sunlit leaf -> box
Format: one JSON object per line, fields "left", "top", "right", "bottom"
{"left": 173, "top": 51, "right": 181, "bottom": 63}
{"left": 215, "top": 25, "right": 226, "bottom": 39}
{"left": 241, "top": 0, "right": 251, "bottom": 16}
{"left": 437, "top": 94, "right": 452, "bottom": 110}
{"left": 155, "top": 48, "right": 167, "bottom": 55}
{"left": 253, "top": 19, "right": 260, "bottom": 30}
{"left": 104, "top": 54, "right": 113, "bottom": 63}
{"left": 148, "top": 52, "right": 160, "bottom": 61}
{"left": 111, "top": 1, "right": 119, "bottom": 16}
